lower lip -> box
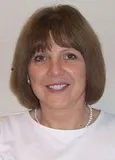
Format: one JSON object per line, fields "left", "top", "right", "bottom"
{"left": 46, "top": 85, "right": 69, "bottom": 93}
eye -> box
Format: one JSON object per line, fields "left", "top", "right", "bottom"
{"left": 33, "top": 54, "right": 47, "bottom": 62}
{"left": 64, "top": 53, "right": 78, "bottom": 60}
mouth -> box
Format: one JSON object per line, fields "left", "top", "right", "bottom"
{"left": 46, "top": 83, "right": 69, "bottom": 92}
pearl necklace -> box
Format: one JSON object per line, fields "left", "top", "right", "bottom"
{"left": 34, "top": 106, "right": 93, "bottom": 128}
{"left": 85, "top": 106, "right": 93, "bottom": 127}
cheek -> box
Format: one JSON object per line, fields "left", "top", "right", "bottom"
{"left": 28, "top": 62, "right": 48, "bottom": 81}
{"left": 77, "top": 66, "right": 86, "bottom": 80}
{"left": 29, "top": 69, "right": 37, "bottom": 81}
{"left": 28, "top": 66, "right": 41, "bottom": 83}
{"left": 67, "top": 63, "right": 86, "bottom": 81}
{"left": 72, "top": 65, "right": 86, "bottom": 95}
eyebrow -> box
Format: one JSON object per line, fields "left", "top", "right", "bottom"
{"left": 59, "top": 48, "right": 79, "bottom": 54}
{"left": 34, "top": 48, "right": 78, "bottom": 56}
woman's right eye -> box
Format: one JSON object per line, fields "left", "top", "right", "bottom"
{"left": 34, "top": 55, "right": 47, "bottom": 62}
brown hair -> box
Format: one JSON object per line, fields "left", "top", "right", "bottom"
{"left": 10, "top": 4, "right": 106, "bottom": 109}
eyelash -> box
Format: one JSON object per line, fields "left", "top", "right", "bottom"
{"left": 33, "top": 53, "right": 78, "bottom": 62}
{"left": 64, "top": 53, "right": 78, "bottom": 60}
{"left": 34, "top": 55, "right": 47, "bottom": 62}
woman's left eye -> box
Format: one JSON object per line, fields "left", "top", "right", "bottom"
{"left": 64, "top": 53, "right": 78, "bottom": 60}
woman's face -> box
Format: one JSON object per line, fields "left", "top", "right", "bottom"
{"left": 28, "top": 41, "right": 86, "bottom": 109}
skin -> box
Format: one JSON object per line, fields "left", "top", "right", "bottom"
{"left": 28, "top": 39, "right": 99, "bottom": 130}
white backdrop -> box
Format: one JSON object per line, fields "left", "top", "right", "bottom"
{"left": 0, "top": 0, "right": 115, "bottom": 115}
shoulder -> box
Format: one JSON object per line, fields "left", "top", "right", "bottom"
{"left": 0, "top": 113, "right": 27, "bottom": 159}
{"left": 0, "top": 110, "right": 29, "bottom": 126}
{"left": 93, "top": 110, "right": 115, "bottom": 146}
{"left": 0, "top": 111, "right": 30, "bottom": 143}
{"left": 96, "top": 110, "right": 115, "bottom": 132}
{"left": 100, "top": 110, "right": 115, "bottom": 123}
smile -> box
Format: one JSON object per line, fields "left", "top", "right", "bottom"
{"left": 47, "top": 84, "right": 69, "bottom": 91}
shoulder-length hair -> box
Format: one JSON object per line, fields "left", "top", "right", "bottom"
{"left": 10, "top": 4, "right": 106, "bottom": 109}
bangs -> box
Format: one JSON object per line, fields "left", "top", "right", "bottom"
{"left": 29, "top": 10, "right": 82, "bottom": 54}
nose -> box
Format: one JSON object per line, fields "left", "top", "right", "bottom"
{"left": 47, "top": 59, "right": 64, "bottom": 77}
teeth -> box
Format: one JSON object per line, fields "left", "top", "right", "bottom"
{"left": 48, "top": 84, "right": 67, "bottom": 90}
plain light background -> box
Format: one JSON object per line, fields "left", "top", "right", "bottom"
{"left": 0, "top": 0, "right": 115, "bottom": 115}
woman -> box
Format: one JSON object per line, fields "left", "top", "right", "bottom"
{"left": 0, "top": 4, "right": 115, "bottom": 160}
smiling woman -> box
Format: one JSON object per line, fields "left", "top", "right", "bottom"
{"left": 0, "top": 4, "right": 115, "bottom": 160}
{"left": 28, "top": 42, "right": 86, "bottom": 111}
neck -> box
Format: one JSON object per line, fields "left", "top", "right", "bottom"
{"left": 36, "top": 103, "right": 90, "bottom": 130}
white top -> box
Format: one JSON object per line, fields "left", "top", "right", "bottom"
{"left": 0, "top": 110, "right": 115, "bottom": 160}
